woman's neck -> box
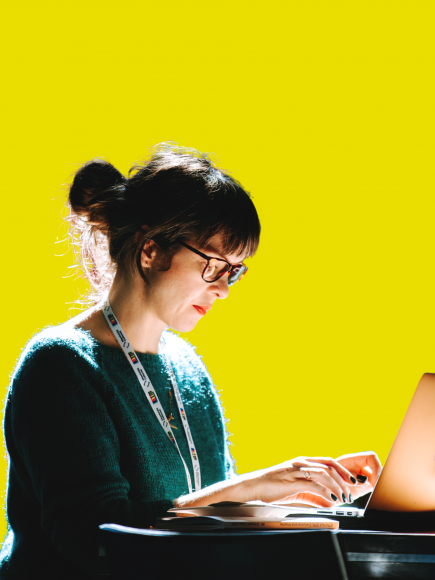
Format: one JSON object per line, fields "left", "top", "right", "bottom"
{"left": 108, "top": 272, "right": 166, "bottom": 354}
{"left": 73, "top": 273, "right": 166, "bottom": 354}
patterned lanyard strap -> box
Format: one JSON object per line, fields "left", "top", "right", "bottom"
{"left": 102, "top": 299, "right": 201, "bottom": 494}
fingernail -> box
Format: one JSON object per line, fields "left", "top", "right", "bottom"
{"left": 357, "top": 475, "right": 368, "bottom": 483}
{"left": 342, "top": 493, "right": 346, "bottom": 503}
{"left": 349, "top": 494, "right": 353, "bottom": 503}
{"left": 350, "top": 476, "right": 356, "bottom": 484}
{"left": 331, "top": 494, "right": 338, "bottom": 501}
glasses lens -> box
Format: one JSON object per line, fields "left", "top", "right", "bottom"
{"left": 228, "top": 265, "right": 248, "bottom": 286}
{"left": 203, "top": 259, "right": 230, "bottom": 282}
{"left": 203, "top": 260, "right": 248, "bottom": 285}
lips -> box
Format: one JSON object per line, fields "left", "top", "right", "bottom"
{"left": 193, "top": 305, "right": 211, "bottom": 316}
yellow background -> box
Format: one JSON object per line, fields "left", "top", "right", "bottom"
{"left": 1, "top": 1, "right": 434, "bottom": 540}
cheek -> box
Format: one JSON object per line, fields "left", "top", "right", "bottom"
{"left": 156, "top": 275, "right": 208, "bottom": 332}
{"left": 154, "top": 272, "right": 201, "bottom": 313}
{"left": 174, "top": 280, "right": 204, "bottom": 309}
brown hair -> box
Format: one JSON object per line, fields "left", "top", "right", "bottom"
{"left": 67, "top": 142, "right": 261, "bottom": 302}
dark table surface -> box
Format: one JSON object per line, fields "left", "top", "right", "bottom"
{"left": 99, "top": 526, "right": 435, "bottom": 579}
{"left": 337, "top": 530, "right": 435, "bottom": 579}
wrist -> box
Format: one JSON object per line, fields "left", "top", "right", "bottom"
{"left": 173, "top": 475, "right": 259, "bottom": 508}
{"left": 233, "top": 474, "right": 259, "bottom": 503}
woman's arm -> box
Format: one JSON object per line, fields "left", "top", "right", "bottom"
{"left": 7, "top": 342, "right": 174, "bottom": 576}
{"left": 174, "top": 454, "right": 381, "bottom": 508}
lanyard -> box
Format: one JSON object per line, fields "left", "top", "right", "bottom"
{"left": 102, "top": 299, "right": 201, "bottom": 494}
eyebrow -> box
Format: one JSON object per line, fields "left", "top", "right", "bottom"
{"left": 204, "top": 245, "right": 245, "bottom": 266}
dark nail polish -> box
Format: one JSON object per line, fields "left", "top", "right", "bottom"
{"left": 342, "top": 493, "right": 346, "bottom": 503}
{"left": 357, "top": 475, "right": 368, "bottom": 483}
{"left": 350, "top": 476, "right": 356, "bottom": 484}
{"left": 331, "top": 494, "right": 338, "bottom": 502}
{"left": 349, "top": 494, "right": 353, "bottom": 503}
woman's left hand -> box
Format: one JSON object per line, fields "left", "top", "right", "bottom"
{"left": 274, "top": 451, "right": 382, "bottom": 507}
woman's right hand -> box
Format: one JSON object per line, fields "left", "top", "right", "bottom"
{"left": 241, "top": 456, "right": 356, "bottom": 507}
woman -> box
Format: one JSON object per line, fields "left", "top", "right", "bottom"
{"left": 0, "top": 143, "right": 381, "bottom": 578}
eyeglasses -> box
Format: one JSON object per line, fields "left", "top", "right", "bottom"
{"left": 179, "top": 241, "right": 248, "bottom": 286}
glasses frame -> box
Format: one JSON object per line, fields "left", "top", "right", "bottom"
{"left": 179, "top": 241, "right": 248, "bottom": 286}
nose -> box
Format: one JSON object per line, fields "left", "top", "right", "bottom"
{"left": 209, "top": 274, "right": 230, "bottom": 300}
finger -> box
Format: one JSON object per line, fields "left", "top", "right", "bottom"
{"left": 363, "top": 454, "right": 382, "bottom": 483}
{"left": 336, "top": 451, "right": 382, "bottom": 485}
{"left": 351, "top": 453, "right": 380, "bottom": 482}
{"left": 290, "top": 477, "right": 340, "bottom": 505}
{"left": 294, "top": 457, "right": 357, "bottom": 486}
{"left": 320, "top": 464, "right": 353, "bottom": 503}
{"left": 359, "top": 465, "right": 379, "bottom": 488}
{"left": 360, "top": 465, "right": 372, "bottom": 477}
{"left": 294, "top": 468, "right": 347, "bottom": 504}
{"left": 294, "top": 463, "right": 352, "bottom": 503}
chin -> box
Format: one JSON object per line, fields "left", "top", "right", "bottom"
{"left": 169, "top": 315, "right": 201, "bottom": 334}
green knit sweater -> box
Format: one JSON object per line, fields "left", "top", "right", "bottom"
{"left": 0, "top": 325, "right": 234, "bottom": 578}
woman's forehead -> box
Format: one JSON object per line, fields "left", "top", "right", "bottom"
{"left": 202, "top": 233, "right": 247, "bottom": 263}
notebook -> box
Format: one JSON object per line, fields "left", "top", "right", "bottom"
{"left": 157, "top": 515, "right": 339, "bottom": 531}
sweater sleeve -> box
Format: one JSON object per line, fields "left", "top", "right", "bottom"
{"left": 7, "top": 340, "right": 173, "bottom": 577}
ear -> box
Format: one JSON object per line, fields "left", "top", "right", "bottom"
{"left": 140, "top": 240, "right": 158, "bottom": 269}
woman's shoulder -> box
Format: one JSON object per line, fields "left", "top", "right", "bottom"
{"left": 11, "top": 323, "right": 100, "bottom": 384}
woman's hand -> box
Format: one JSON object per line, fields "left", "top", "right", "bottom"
{"left": 272, "top": 452, "right": 383, "bottom": 507}
{"left": 246, "top": 456, "right": 359, "bottom": 508}
{"left": 335, "top": 451, "right": 382, "bottom": 500}
{"left": 175, "top": 455, "right": 360, "bottom": 509}
{"left": 174, "top": 452, "right": 382, "bottom": 509}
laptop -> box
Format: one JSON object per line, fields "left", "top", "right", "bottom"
{"left": 285, "top": 373, "right": 435, "bottom": 530}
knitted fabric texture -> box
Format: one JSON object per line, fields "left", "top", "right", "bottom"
{"left": 0, "top": 325, "right": 234, "bottom": 578}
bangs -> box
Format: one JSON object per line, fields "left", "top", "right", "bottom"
{"left": 190, "top": 177, "right": 261, "bottom": 259}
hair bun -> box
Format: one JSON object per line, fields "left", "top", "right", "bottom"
{"left": 69, "top": 159, "right": 126, "bottom": 233}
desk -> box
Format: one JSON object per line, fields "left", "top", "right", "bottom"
{"left": 338, "top": 531, "right": 435, "bottom": 579}
{"left": 99, "top": 526, "right": 435, "bottom": 579}
{"left": 99, "top": 526, "right": 347, "bottom": 579}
